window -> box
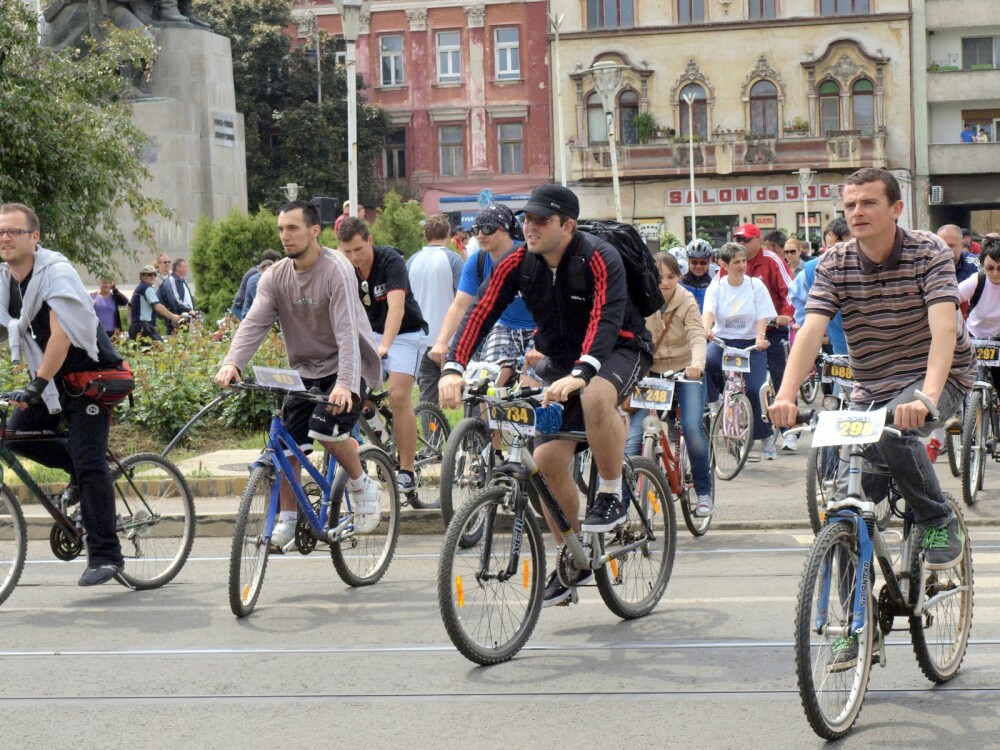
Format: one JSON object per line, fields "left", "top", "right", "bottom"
{"left": 495, "top": 28, "right": 520, "bottom": 80}
{"left": 749, "top": 80, "right": 778, "bottom": 137}
{"left": 586, "top": 0, "right": 634, "bottom": 29}
{"left": 383, "top": 129, "right": 406, "bottom": 179}
{"left": 819, "top": 0, "right": 869, "bottom": 15}
{"left": 439, "top": 125, "right": 464, "bottom": 176}
{"left": 679, "top": 83, "right": 708, "bottom": 140}
{"left": 380, "top": 35, "right": 404, "bottom": 86}
{"left": 437, "top": 31, "right": 461, "bottom": 83}
{"left": 962, "top": 37, "right": 995, "bottom": 69}
{"left": 748, "top": 0, "right": 775, "bottom": 20}
{"left": 818, "top": 80, "right": 840, "bottom": 134}
{"left": 851, "top": 79, "right": 874, "bottom": 131}
{"left": 619, "top": 90, "right": 640, "bottom": 145}
{"left": 587, "top": 93, "right": 608, "bottom": 144}
{"left": 677, "top": 0, "right": 705, "bottom": 24}
{"left": 498, "top": 123, "right": 524, "bottom": 174}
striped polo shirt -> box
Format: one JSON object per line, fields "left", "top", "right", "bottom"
{"left": 807, "top": 227, "right": 975, "bottom": 402}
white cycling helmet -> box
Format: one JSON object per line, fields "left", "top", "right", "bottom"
{"left": 686, "top": 238, "right": 713, "bottom": 259}
{"left": 667, "top": 246, "right": 688, "bottom": 275}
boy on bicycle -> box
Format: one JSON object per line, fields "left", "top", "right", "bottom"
{"left": 959, "top": 237, "right": 1000, "bottom": 389}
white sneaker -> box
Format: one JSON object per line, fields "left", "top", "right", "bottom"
{"left": 351, "top": 478, "right": 382, "bottom": 534}
{"left": 762, "top": 436, "right": 778, "bottom": 460}
{"left": 782, "top": 432, "right": 799, "bottom": 452}
{"left": 708, "top": 399, "right": 721, "bottom": 420}
{"left": 270, "top": 517, "right": 296, "bottom": 548}
{"left": 695, "top": 494, "right": 714, "bottom": 517}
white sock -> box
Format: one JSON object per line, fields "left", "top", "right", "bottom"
{"left": 597, "top": 476, "right": 622, "bottom": 496}
{"left": 349, "top": 476, "right": 368, "bottom": 493}
{"left": 278, "top": 510, "right": 296, "bottom": 523}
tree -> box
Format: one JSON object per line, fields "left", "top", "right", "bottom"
{"left": 371, "top": 191, "right": 426, "bottom": 257}
{"left": 0, "top": 4, "right": 168, "bottom": 276}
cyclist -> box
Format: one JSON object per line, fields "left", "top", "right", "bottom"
{"left": 214, "top": 200, "right": 384, "bottom": 547}
{"left": 625, "top": 252, "right": 712, "bottom": 515}
{"left": 667, "top": 245, "right": 688, "bottom": 276}
{"left": 337, "top": 216, "right": 428, "bottom": 495}
{"left": 0, "top": 202, "right": 125, "bottom": 586}
{"left": 681, "top": 237, "right": 718, "bottom": 312}
{"left": 958, "top": 236, "right": 1000, "bottom": 391}
{"left": 437, "top": 183, "right": 653, "bottom": 607}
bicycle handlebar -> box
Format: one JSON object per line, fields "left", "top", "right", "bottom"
{"left": 227, "top": 381, "right": 333, "bottom": 406}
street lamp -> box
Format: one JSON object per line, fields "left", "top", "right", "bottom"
{"left": 334, "top": 0, "right": 370, "bottom": 219}
{"left": 548, "top": 13, "right": 566, "bottom": 187}
{"left": 798, "top": 167, "right": 815, "bottom": 252}
{"left": 282, "top": 183, "right": 302, "bottom": 201}
{"left": 683, "top": 92, "right": 697, "bottom": 243}
{"left": 585, "top": 60, "right": 627, "bottom": 222}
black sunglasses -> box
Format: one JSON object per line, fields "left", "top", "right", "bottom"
{"left": 471, "top": 224, "right": 500, "bottom": 236}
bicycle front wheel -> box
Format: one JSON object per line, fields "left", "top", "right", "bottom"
{"left": 0, "top": 485, "right": 27, "bottom": 608}
{"left": 806, "top": 446, "right": 838, "bottom": 534}
{"left": 437, "top": 486, "right": 545, "bottom": 665}
{"left": 112, "top": 453, "right": 196, "bottom": 590}
{"left": 595, "top": 457, "right": 676, "bottom": 619}
{"left": 439, "top": 417, "right": 491, "bottom": 547}
{"left": 711, "top": 393, "right": 752, "bottom": 481}
{"left": 795, "top": 520, "right": 874, "bottom": 740}
{"left": 408, "top": 402, "right": 450, "bottom": 509}
{"left": 800, "top": 372, "right": 820, "bottom": 405}
{"left": 960, "top": 391, "right": 986, "bottom": 507}
{"left": 228, "top": 465, "right": 275, "bottom": 618}
{"left": 329, "top": 445, "right": 400, "bottom": 587}
{"left": 909, "top": 495, "right": 974, "bottom": 683}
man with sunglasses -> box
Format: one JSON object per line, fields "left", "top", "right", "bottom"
{"left": 681, "top": 237, "right": 718, "bottom": 312}
{"left": 337, "top": 216, "right": 428, "bottom": 494}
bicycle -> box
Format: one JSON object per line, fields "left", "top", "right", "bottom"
{"left": 709, "top": 339, "right": 754, "bottom": 480}
{"left": 635, "top": 372, "right": 712, "bottom": 536}
{"left": 437, "top": 386, "right": 676, "bottom": 665}
{"left": 0, "top": 396, "right": 196, "bottom": 606}
{"left": 227, "top": 379, "right": 400, "bottom": 618}
{"left": 960, "top": 337, "right": 1000, "bottom": 506}
{"left": 805, "top": 353, "right": 853, "bottom": 534}
{"left": 788, "top": 394, "right": 974, "bottom": 740}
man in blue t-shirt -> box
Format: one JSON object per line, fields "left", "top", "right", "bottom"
{"left": 430, "top": 203, "right": 538, "bottom": 386}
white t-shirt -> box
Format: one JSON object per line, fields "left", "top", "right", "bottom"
{"left": 704, "top": 275, "right": 776, "bottom": 339}
{"left": 959, "top": 273, "right": 1000, "bottom": 339}
{"left": 407, "top": 246, "right": 458, "bottom": 341}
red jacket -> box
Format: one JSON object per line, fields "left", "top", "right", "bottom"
{"left": 720, "top": 248, "right": 794, "bottom": 318}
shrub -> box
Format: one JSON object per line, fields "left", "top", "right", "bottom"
{"left": 371, "top": 191, "right": 426, "bottom": 257}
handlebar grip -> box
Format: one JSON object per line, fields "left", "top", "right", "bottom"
{"left": 796, "top": 409, "right": 816, "bottom": 426}
{"left": 913, "top": 390, "right": 941, "bottom": 422}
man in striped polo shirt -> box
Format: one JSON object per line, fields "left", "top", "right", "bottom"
{"left": 770, "top": 168, "right": 974, "bottom": 574}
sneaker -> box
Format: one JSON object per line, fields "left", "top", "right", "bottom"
{"left": 926, "top": 438, "right": 941, "bottom": 463}
{"left": 269, "top": 517, "right": 296, "bottom": 549}
{"left": 781, "top": 432, "right": 799, "bottom": 452}
{"left": 922, "top": 515, "right": 964, "bottom": 570}
{"left": 708, "top": 399, "right": 722, "bottom": 420}
{"left": 352, "top": 478, "right": 382, "bottom": 534}
{"left": 762, "top": 435, "right": 778, "bottom": 460}
{"left": 78, "top": 563, "right": 121, "bottom": 587}
{"left": 582, "top": 492, "right": 627, "bottom": 533}
{"left": 542, "top": 568, "right": 594, "bottom": 608}
{"left": 397, "top": 471, "right": 416, "bottom": 495}
{"left": 695, "top": 494, "right": 714, "bottom": 517}
{"left": 828, "top": 635, "right": 858, "bottom": 672}
{"left": 60, "top": 484, "right": 80, "bottom": 511}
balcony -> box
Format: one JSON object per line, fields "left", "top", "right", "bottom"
{"left": 926, "top": 0, "right": 1000, "bottom": 30}
{"left": 927, "top": 67, "right": 1000, "bottom": 103}
{"left": 929, "top": 143, "right": 1000, "bottom": 176}
{"left": 569, "top": 132, "right": 886, "bottom": 183}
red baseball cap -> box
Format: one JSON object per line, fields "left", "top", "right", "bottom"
{"left": 734, "top": 223, "right": 761, "bottom": 239}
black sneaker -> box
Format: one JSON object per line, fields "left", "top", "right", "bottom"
{"left": 78, "top": 564, "right": 121, "bottom": 587}
{"left": 582, "top": 492, "right": 627, "bottom": 533}
{"left": 828, "top": 635, "right": 858, "bottom": 672}
{"left": 542, "top": 568, "right": 594, "bottom": 608}
{"left": 922, "top": 515, "right": 965, "bottom": 570}
{"left": 59, "top": 484, "right": 80, "bottom": 512}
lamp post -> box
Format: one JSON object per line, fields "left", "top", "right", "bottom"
{"left": 683, "top": 92, "right": 697, "bottom": 243}
{"left": 585, "top": 60, "right": 627, "bottom": 222}
{"left": 547, "top": 12, "right": 566, "bottom": 186}
{"left": 282, "top": 183, "right": 302, "bottom": 201}
{"left": 798, "top": 167, "right": 815, "bottom": 252}
{"left": 334, "top": 0, "right": 369, "bottom": 219}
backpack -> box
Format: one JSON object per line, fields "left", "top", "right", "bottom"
{"left": 969, "top": 272, "right": 987, "bottom": 312}
{"left": 518, "top": 221, "right": 665, "bottom": 316}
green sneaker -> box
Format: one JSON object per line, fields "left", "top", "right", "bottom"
{"left": 922, "top": 515, "right": 964, "bottom": 571}
{"left": 828, "top": 635, "right": 858, "bottom": 672}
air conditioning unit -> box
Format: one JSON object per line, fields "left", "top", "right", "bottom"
{"left": 929, "top": 185, "right": 944, "bottom": 205}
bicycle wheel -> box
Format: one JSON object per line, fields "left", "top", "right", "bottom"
{"left": 573, "top": 447, "right": 593, "bottom": 496}
{"left": 909, "top": 495, "right": 974, "bottom": 683}
{"left": 806, "top": 446, "right": 839, "bottom": 534}
{"left": 800, "top": 372, "right": 820, "bottom": 405}
{"left": 228, "top": 465, "right": 275, "bottom": 618}
{"left": 408, "top": 402, "right": 450, "bottom": 510}
{"left": 711, "top": 393, "right": 752, "bottom": 481}
{"left": 329, "top": 444, "right": 400, "bottom": 587}
{"left": 0, "top": 485, "right": 27, "bottom": 608}
{"left": 439, "top": 417, "right": 491, "bottom": 547}
{"left": 111, "top": 453, "right": 196, "bottom": 590}
{"left": 946, "top": 430, "right": 961, "bottom": 478}
{"left": 437, "top": 486, "right": 545, "bottom": 665}
{"left": 960, "top": 391, "right": 986, "bottom": 507}
{"left": 795, "top": 520, "right": 874, "bottom": 740}
{"left": 677, "top": 436, "right": 711, "bottom": 537}
{"left": 595, "top": 456, "right": 676, "bottom": 619}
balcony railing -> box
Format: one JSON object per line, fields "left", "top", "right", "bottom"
{"left": 929, "top": 143, "right": 1000, "bottom": 176}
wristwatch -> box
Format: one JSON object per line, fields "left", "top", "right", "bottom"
{"left": 570, "top": 367, "right": 591, "bottom": 384}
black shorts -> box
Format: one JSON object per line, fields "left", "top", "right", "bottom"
{"left": 281, "top": 374, "right": 367, "bottom": 454}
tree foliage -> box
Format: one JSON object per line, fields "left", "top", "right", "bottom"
{"left": 0, "top": 3, "right": 168, "bottom": 276}
{"left": 371, "top": 191, "right": 427, "bottom": 257}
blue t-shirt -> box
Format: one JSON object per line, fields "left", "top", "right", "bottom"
{"left": 792, "top": 256, "right": 847, "bottom": 354}
{"left": 458, "top": 247, "right": 535, "bottom": 330}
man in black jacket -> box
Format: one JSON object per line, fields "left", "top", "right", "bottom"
{"left": 438, "top": 184, "right": 652, "bottom": 607}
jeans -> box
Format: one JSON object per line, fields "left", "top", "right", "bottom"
{"left": 765, "top": 327, "right": 788, "bottom": 395}
{"left": 706, "top": 339, "right": 772, "bottom": 441}
{"left": 835, "top": 379, "right": 963, "bottom": 526}
{"left": 625, "top": 379, "right": 713, "bottom": 496}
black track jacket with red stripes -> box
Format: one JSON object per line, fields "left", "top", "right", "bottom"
{"left": 445, "top": 231, "right": 652, "bottom": 379}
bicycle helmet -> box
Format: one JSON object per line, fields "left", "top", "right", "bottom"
{"left": 667, "top": 246, "right": 688, "bottom": 274}
{"left": 686, "top": 238, "right": 713, "bottom": 259}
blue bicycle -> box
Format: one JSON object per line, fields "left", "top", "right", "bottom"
{"left": 227, "top": 382, "right": 400, "bottom": 618}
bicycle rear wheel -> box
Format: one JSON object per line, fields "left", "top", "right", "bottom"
{"left": 800, "top": 372, "right": 820, "bottom": 405}
{"left": 112, "top": 453, "right": 196, "bottom": 590}
{"left": 806, "top": 446, "right": 838, "bottom": 534}
{"left": 329, "top": 445, "right": 400, "bottom": 587}
{"left": 228, "top": 466, "right": 275, "bottom": 617}
{"left": 909, "top": 495, "right": 974, "bottom": 683}
{"left": 0, "top": 486, "right": 27, "bottom": 608}
{"left": 711, "top": 393, "right": 752, "bottom": 481}
{"left": 437, "top": 486, "right": 545, "bottom": 665}
{"left": 960, "top": 391, "right": 986, "bottom": 507}
{"left": 408, "top": 402, "right": 450, "bottom": 509}
{"left": 676, "top": 436, "right": 710, "bottom": 537}
{"left": 439, "top": 417, "right": 490, "bottom": 547}
{"left": 595, "top": 457, "right": 676, "bottom": 619}
{"left": 795, "top": 520, "right": 874, "bottom": 740}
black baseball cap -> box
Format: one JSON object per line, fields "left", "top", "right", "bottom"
{"left": 520, "top": 184, "right": 580, "bottom": 221}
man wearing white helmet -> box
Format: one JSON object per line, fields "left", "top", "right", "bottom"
{"left": 682, "top": 238, "right": 719, "bottom": 312}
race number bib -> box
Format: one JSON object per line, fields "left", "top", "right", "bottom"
{"left": 972, "top": 339, "right": 1000, "bottom": 367}
{"left": 821, "top": 360, "right": 854, "bottom": 385}
{"left": 488, "top": 403, "right": 536, "bottom": 436}
{"left": 630, "top": 378, "right": 675, "bottom": 410}
{"left": 253, "top": 366, "right": 306, "bottom": 391}
{"left": 811, "top": 408, "right": 886, "bottom": 448}
{"left": 722, "top": 347, "right": 752, "bottom": 373}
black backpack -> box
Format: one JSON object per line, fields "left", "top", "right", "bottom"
{"left": 969, "top": 272, "right": 987, "bottom": 312}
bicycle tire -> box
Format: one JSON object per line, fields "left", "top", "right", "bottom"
{"left": 111, "top": 453, "right": 196, "bottom": 590}
{"left": 960, "top": 391, "right": 986, "bottom": 507}
{"left": 595, "top": 456, "right": 676, "bottom": 619}
{"left": 573, "top": 448, "right": 593, "bottom": 496}
{"left": 800, "top": 373, "right": 820, "bottom": 405}
{"left": 439, "top": 417, "right": 491, "bottom": 547}
{"left": 806, "top": 446, "right": 838, "bottom": 534}
{"left": 909, "top": 495, "right": 974, "bottom": 683}
{"left": 711, "top": 392, "right": 752, "bottom": 481}
{"left": 946, "top": 430, "right": 961, "bottom": 478}
{"left": 437, "top": 485, "right": 545, "bottom": 665}
{"left": 0, "top": 485, "right": 27, "bottom": 608}
{"left": 329, "top": 444, "right": 400, "bottom": 587}
{"left": 676, "top": 436, "right": 711, "bottom": 537}
{"left": 794, "top": 520, "right": 874, "bottom": 740}
{"left": 408, "top": 402, "right": 450, "bottom": 510}
{"left": 228, "top": 465, "right": 274, "bottom": 618}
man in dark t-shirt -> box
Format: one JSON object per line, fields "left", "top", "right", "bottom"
{"left": 337, "top": 217, "right": 428, "bottom": 495}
